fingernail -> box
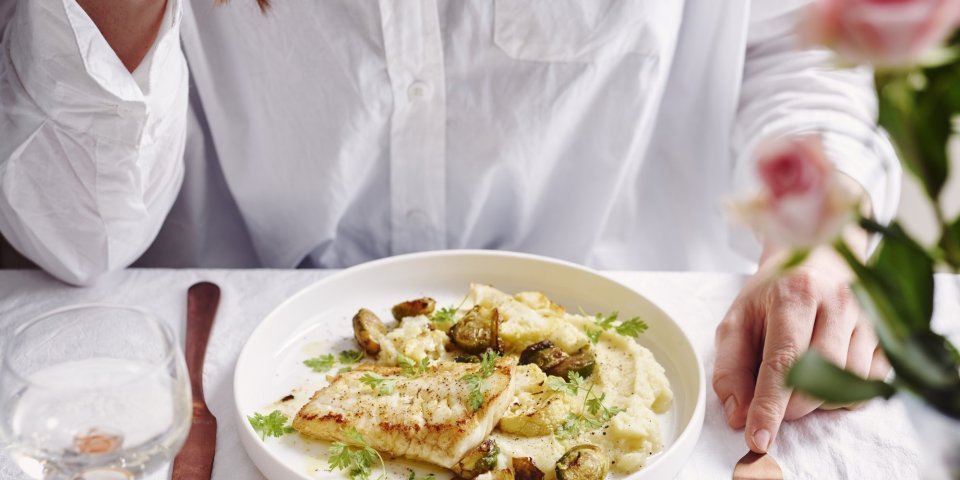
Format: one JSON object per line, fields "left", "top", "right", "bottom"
{"left": 753, "top": 429, "right": 771, "bottom": 452}
{"left": 723, "top": 396, "right": 738, "bottom": 421}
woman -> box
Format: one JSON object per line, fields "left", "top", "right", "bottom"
{"left": 0, "top": 0, "right": 898, "bottom": 455}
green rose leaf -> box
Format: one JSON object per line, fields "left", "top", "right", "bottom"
{"left": 939, "top": 215, "right": 960, "bottom": 270}
{"left": 876, "top": 71, "right": 953, "bottom": 199}
{"left": 786, "top": 350, "right": 896, "bottom": 404}
{"left": 834, "top": 239, "right": 959, "bottom": 402}
{"left": 870, "top": 224, "right": 934, "bottom": 331}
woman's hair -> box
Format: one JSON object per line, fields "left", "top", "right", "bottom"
{"left": 215, "top": 0, "right": 270, "bottom": 13}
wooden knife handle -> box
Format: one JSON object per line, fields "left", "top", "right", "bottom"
{"left": 185, "top": 282, "right": 220, "bottom": 407}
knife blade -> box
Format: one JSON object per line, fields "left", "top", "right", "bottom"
{"left": 172, "top": 282, "right": 221, "bottom": 479}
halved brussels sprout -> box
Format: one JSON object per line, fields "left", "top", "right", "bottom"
{"left": 555, "top": 445, "right": 608, "bottom": 480}
{"left": 548, "top": 350, "right": 596, "bottom": 379}
{"left": 453, "top": 439, "right": 500, "bottom": 479}
{"left": 352, "top": 308, "right": 387, "bottom": 355}
{"left": 519, "top": 342, "right": 595, "bottom": 379}
{"left": 391, "top": 297, "right": 436, "bottom": 321}
{"left": 448, "top": 306, "right": 500, "bottom": 354}
{"left": 512, "top": 457, "right": 545, "bottom": 480}
{"left": 518, "top": 341, "right": 567, "bottom": 372}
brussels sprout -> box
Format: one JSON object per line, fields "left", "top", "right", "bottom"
{"left": 512, "top": 457, "right": 545, "bottom": 480}
{"left": 448, "top": 307, "right": 500, "bottom": 354}
{"left": 555, "top": 445, "right": 609, "bottom": 480}
{"left": 391, "top": 297, "right": 436, "bottom": 321}
{"left": 453, "top": 439, "right": 500, "bottom": 479}
{"left": 352, "top": 308, "right": 387, "bottom": 355}
{"left": 518, "top": 341, "right": 568, "bottom": 372}
{"left": 519, "top": 343, "right": 595, "bottom": 379}
{"left": 547, "top": 350, "right": 596, "bottom": 379}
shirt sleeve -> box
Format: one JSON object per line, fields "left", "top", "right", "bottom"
{"left": 0, "top": 0, "right": 188, "bottom": 285}
{"left": 733, "top": 0, "right": 902, "bottom": 243}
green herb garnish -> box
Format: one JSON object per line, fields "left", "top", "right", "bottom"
{"left": 552, "top": 382, "right": 624, "bottom": 439}
{"left": 614, "top": 318, "right": 649, "bottom": 337}
{"left": 339, "top": 350, "right": 365, "bottom": 365}
{"left": 329, "top": 427, "right": 386, "bottom": 480}
{"left": 247, "top": 410, "right": 295, "bottom": 441}
{"left": 359, "top": 373, "right": 396, "bottom": 396}
{"left": 586, "top": 392, "right": 625, "bottom": 422}
{"left": 594, "top": 312, "right": 619, "bottom": 329}
{"left": 555, "top": 413, "right": 583, "bottom": 439}
{"left": 547, "top": 371, "right": 584, "bottom": 396}
{"left": 398, "top": 355, "right": 430, "bottom": 377}
{"left": 586, "top": 311, "right": 648, "bottom": 343}
{"left": 306, "top": 349, "right": 365, "bottom": 374}
{"left": 304, "top": 354, "right": 337, "bottom": 373}
{"left": 431, "top": 297, "right": 468, "bottom": 326}
{"left": 461, "top": 350, "right": 500, "bottom": 411}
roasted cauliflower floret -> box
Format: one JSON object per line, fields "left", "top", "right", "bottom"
{"left": 498, "top": 365, "right": 576, "bottom": 437}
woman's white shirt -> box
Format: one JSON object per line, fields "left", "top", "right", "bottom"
{"left": 0, "top": 0, "right": 900, "bottom": 284}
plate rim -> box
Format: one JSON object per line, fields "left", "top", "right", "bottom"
{"left": 233, "top": 250, "right": 706, "bottom": 479}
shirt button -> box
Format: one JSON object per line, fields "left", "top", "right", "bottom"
{"left": 407, "top": 81, "right": 431, "bottom": 101}
{"left": 117, "top": 104, "right": 140, "bottom": 118}
{"left": 406, "top": 209, "right": 430, "bottom": 229}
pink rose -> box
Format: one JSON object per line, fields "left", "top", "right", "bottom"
{"left": 732, "top": 135, "right": 858, "bottom": 248}
{"left": 801, "top": 0, "right": 960, "bottom": 68}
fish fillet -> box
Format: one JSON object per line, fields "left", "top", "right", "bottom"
{"left": 293, "top": 359, "right": 517, "bottom": 468}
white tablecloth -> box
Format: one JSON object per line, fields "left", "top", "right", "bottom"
{"left": 3, "top": 268, "right": 955, "bottom": 480}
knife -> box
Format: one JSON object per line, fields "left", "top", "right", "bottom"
{"left": 733, "top": 451, "right": 783, "bottom": 480}
{"left": 172, "top": 282, "right": 222, "bottom": 479}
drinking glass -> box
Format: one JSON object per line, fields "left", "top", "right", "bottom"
{"left": 0, "top": 305, "right": 191, "bottom": 479}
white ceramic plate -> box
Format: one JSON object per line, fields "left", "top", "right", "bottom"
{"left": 234, "top": 251, "right": 705, "bottom": 480}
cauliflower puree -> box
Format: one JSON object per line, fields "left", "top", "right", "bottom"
{"left": 466, "top": 284, "right": 674, "bottom": 475}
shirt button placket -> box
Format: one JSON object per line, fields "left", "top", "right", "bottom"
{"left": 379, "top": 0, "right": 447, "bottom": 255}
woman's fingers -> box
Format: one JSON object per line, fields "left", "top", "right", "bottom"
{"left": 845, "top": 323, "right": 879, "bottom": 379}
{"left": 713, "top": 307, "right": 760, "bottom": 429}
{"left": 745, "top": 275, "right": 818, "bottom": 453}
{"left": 784, "top": 284, "right": 858, "bottom": 420}
{"left": 868, "top": 347, "right": 891, "bottom": 379}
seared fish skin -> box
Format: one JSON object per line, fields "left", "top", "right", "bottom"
{"left": 294, "top": 359, "right": 517, "bottom": 469}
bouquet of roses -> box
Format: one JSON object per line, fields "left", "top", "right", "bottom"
{"left": 734, "top": 0, "right": 960, "bottom": 474}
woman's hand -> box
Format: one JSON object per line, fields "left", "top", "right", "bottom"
{"left": 712, "top": 237, "right": 890, "bottom": 453}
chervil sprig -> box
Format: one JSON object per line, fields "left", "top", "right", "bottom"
{"left": 586, "top": 329, "right": 603, "bottom": 344}
{"left": 461, "top": 350, "right": 500, "bottom": 410}
{"left": 586, "top": 392, "right": 625, "bottom": 422}
{"left": 247, "top": 410, "right": 295, "bottom": 441}
{"left": 614, "top": 318, "right": 648, "bottom": 337}
{"left": 359, "top": 373, "right": 396, "bottom": 396}
{"left": 595, "top": 312, "right": 619, "bottom": 330}
{"left": 339, "top": 350, "right": 365, "bottom": 365}
{"left": 547, "top": 371, "right": 584, "bottom": 396}
{"left": 306, "top": 350, "right": 366, "bottom": 373}
{"left": 478, "top": 350, "right": 498, "bottom": 376}
{"left": 552, "top": 383, "right": 624, "bottom": 439}
{"left": 555, "top": 413, "right": 583, "bottom": 439}
{"left": 328, "top": 427, "right": 386, "bottom": 480}
{"left": 304, "top": 353, "right": 337, "bottom": 372}
{"left": 431, "top": 297, "right": 468, "bottom": 326}
{"left": 585, "top": 311, "right": 648, "bottom": 343}
{"left": 397, "top": 355, "right": 431, "bottom": 377}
